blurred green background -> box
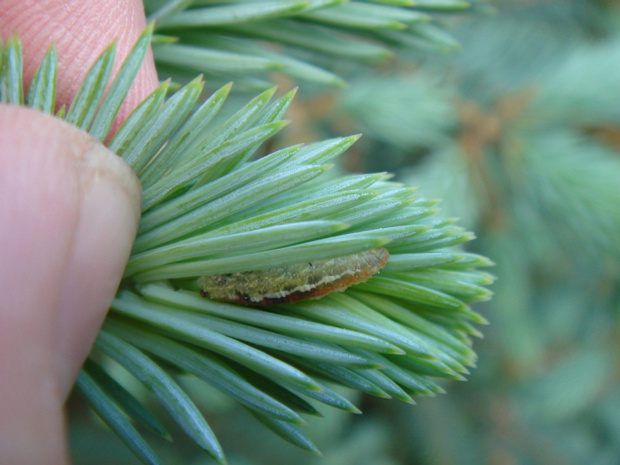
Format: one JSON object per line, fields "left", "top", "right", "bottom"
{"left": 70, "top": 1, "right": 620, "bottom": 464}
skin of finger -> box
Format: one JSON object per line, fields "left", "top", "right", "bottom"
{"left": 0, "top": 106, "right": 141, "bottom": 464}
{"left": 0, "top": 0, "right": 159, "bottom": 127}
{"left": 56, "top": 125, "right": 142, "bottom": 397}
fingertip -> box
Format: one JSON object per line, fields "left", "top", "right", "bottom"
{"left": 0, "top": 105, "right": 142, "bottom": 398}
{"left": 56, "top": 136, "right": 142, "bottom": 395}
{"left": 0, "top": 0, "right": 159, "bottom": 127}
{"left": 0, "top": 105, "right": 143, "bottom": 463}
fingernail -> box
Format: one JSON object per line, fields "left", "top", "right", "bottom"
{"left": 56, "top": 135, "right": 141, "bottom": 397}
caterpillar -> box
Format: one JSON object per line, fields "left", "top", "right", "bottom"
{"left": 198, "top": 247, "right": 389, "bottom": 306}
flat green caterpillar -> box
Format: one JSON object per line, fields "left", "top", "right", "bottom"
{"left": 198, "top": 247, "right": 389, "bottom": 306}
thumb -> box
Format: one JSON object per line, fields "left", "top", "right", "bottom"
{"left": 0, "top": 105, "right": 141, "bottom": 464}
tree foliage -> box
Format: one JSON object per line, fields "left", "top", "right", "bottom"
{"left": 0, "top": 2, "right": 496, "bottom": 463}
